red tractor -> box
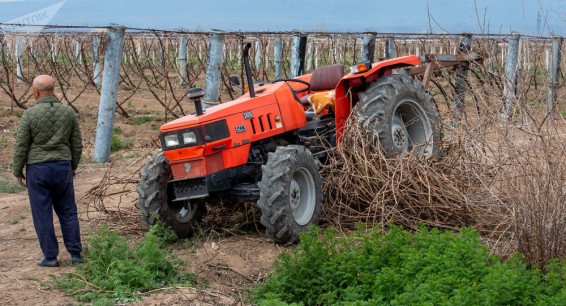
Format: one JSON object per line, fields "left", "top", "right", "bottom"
{"left": 137, "top": 43, "right": 451, "bottom": 244}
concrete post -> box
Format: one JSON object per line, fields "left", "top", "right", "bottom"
{"left": 386, "top": 37, "right": 395, "bottom": 59}
{"left": 546, "top": 36, "right": 563, "bottom": 117}
{"left": 273, "top": 37, "right": 283, "bottom": 79}
{"left": 502, "top": 33, "right": 521, "bottom": 120}
{"left": 15, "top": 36, "right": 23, "bottom": 82}
{"left": 75, "top": 39, "right": 82, "bottom": 64}
{"left": 488, "top": 41, "right": 496, "bottom": 72}
{"left": 254, "top": 40, "right": 261, "bottom": 70}
{"left": 179, "top": 36, "right": 187, "bottom": 87}
{"left": 203, "top": 30, "right": 225, "bottom": 104}
{"left": 93, "top": 35, "right": 101, "bottom": 85}
{"left": 93, "top": 25, "right": 126, "bottom": 163}
{"left": 290, "top": 32, "right": 307, "bottom": 78}
{"left": 453, "top": 33, "right": 472, "bottom": 119}
{"left": 361, "top": 32, "right": 376, "bottom": 63}
{"left": 306, "top": 42, "right": 313, "bottom": 71}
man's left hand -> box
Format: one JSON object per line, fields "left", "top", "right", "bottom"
{"left": 17, "top": 176, "right": 27, "bottom": 188}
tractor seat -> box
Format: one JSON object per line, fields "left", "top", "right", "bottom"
{"left": 299, "top": 64, "right": 344, "bottom": 106}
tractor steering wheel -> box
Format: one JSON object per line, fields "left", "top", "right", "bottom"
{"left": 272, "top": 78, "right": 311, "bottom": 103}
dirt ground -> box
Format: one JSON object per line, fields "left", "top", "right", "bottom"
{"left": 0, "top": 90, "right": 286, "bottom": 305}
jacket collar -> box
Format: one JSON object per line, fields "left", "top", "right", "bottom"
{"left": 36, "top": 96, "right": 60, "bottom": 106}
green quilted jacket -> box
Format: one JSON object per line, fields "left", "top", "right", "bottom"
{"left": 12, "top": 96, "right": 83, "bottom": 178}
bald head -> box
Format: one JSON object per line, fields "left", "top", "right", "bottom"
{"left": 32, "top": 75, "right": 56, "bottom": 100}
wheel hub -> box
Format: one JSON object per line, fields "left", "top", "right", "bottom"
{"left": 171, "top": 200, "right": 197, "bottom": 223}
{"left": 289, "top": 167, "right": 316, "bottom": 226}
{"left": 391, "top": 113, "right": 409, "bottom": 152}
{"left": 290, "top": 180, "right": 301, "bottom": 211}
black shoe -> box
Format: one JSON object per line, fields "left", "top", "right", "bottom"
{"left": 37, "top": 258, "right": 59, "bottom": 267}
{"left": 71, "top": 254, "right": 84, "bottom": 265}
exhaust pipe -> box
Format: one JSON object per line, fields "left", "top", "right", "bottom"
{"left": 243, "top": 43, "right": 255, "bottom": 98}
{"left": 188, "top": 87, "right": 205, "bottom": 116}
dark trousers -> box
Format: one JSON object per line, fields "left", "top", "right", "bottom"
{"left": 26, "top": 161, "right": 82, "bottom": 259}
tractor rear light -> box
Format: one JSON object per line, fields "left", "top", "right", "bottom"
{"left": 182, "top": 131, "right": 197, "bottom": 145}
{"left": 164, "top": 134, "right": 180, "bottom": 147}
{"left": 349, "top": 62, "right": 371, "bottom": 74}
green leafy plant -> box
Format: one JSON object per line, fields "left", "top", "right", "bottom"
{"left": 133, "top": 115, "right": 154, "bottom": 125}
{"left": 54, "top": 224, "right": 197, "bottom": 304}
{"left": 252, "top": 225, "right": 566, "bottom": 305}
{"left": 110, "top": 128, "right": 133, "bottom": 152}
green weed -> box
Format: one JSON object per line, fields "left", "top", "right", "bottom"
{"left": 9, "top": 215, "right": 25, "bottom": 225}
{"left": 252, "top": 225, "right": 566, "bottom": 305}
{"left": 111, "top": 128, "right": 133, "bottom": 152}
{"left": 133, "top": 115, "right": 154, "bottom": 125}
{"left": 53, "top": 223, "right": 197, "bottom": 304}
{"left": 0, "top": 180, "right": 26, "bottom": 193}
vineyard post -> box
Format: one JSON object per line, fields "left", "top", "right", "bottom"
{"left": 93, "top": 35, "right": 101, "bottom": 85}
{"left": 453, "top": 33, "right": 472, "bottom": 120}
{"left": 488, "top": 40, "right": 496, "bottom": 72}
{"left": 254, "top": 40, "right": 261, "bottom": 70}
{"left": 93, "top": 25, "right": 126, "bottom": 163}
{"left": 361, "top": 32, "right": 376, "bottom": 63}
{"left": 502, "top": 32, "right": 521, "bottom": 121}
{"left": 179, "top": 35, "right": 187, "bottom": 87}
{"left": 75, "top": 39, "right": 82, "bottom": 64}
{"left": 546, "top": 36, "right": 563, "bottom": 117}
{"left": 203, "top": 29, "right": 225, "bottom": 105}
{"left": 290, "top": 31, "right": 307, "bottom": 78}
{"left": 15, "top": 36, "right": 23, "bottom": 82}
{"left": 306, "top": 42, "right": 313, "bottom": 72}
{"left": 386, "top": 37, "right": 395, "bottom": 59}
{"left": 274, "top": 37, "right": 283, "bottom": 79}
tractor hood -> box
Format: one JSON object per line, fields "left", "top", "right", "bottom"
{"left": 160, "top": 83, "right": 282, "bottom": 133}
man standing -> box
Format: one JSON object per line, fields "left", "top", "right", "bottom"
{"left": 13, "top": 75, "right": 83, "bottom": 267}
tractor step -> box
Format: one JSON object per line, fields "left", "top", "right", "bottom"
{"left": 230, "top": 183, "right": 260, "bottom": 201}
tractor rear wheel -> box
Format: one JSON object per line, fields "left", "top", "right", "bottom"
{"left": 355, "top": 74, "right": 441, "bottom": 158}
{"left": 257, "top": 145, "right": 322, "bottom": 244}
{"left": 136, "top": 150, "right": 204, "bottom": 238}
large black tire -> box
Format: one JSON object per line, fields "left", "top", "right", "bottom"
{"left": 257, "top": 145, "right": 322, "bottom": 244}
{"left": 355, "top": 74, "right": 441, "bottom": 158}
{"left": 136, "top": 150, "right": 204, "bottom": 238}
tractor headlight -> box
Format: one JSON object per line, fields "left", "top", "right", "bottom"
{"left": 182, "top": 131, "right": 197, "bottom": 145}
{"left": 164, "top": 134, "right": 180, "bottom": 147}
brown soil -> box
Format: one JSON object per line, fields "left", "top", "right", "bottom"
{"left": 0, "top": 91, "right": 286, "bottom": 305}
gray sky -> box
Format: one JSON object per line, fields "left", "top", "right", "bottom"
{"left": 0, "top": 0, "right": 565, "bottom": 35}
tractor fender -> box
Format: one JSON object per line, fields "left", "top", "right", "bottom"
{"left": 334, "top": 55, "right": 421, "bottom": 140}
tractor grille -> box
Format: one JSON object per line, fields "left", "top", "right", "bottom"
{"left": 250, "top": 114, "right": 273, "bottom": 134}
{"left": 171, "top": 177, "right": 208, "bottom": 201}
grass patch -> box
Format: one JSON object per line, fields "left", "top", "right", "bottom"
{"left": 53, "top": 222, "right": 198, "bottom": 305}
{"left": 133, "top": 115, "right": 154, "bottom": 125}
{"left": 252, "top": 225, "right": 566, "bottom": 305}
{"left": 111, "top": 128, "right": 133, "bottom": 152}
{"left": 0, "top": 180, "right": 26, "bottom": 193}
{"left": 9, "top": 215, "right": 25, "bottom": 225}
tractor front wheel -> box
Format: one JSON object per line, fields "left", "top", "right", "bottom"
{"left": 257, "top": 145, "right": 322, "bottom": 244}
{"left": 355, "top": 74, "right": 441, "bottom": 158}
{"left": 136, "top": 150, "right": 204, "bottom": 238}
